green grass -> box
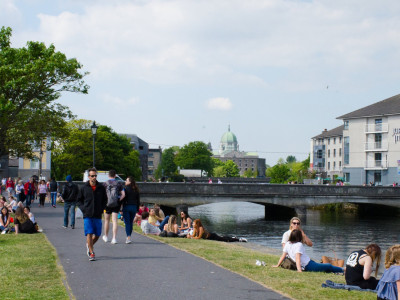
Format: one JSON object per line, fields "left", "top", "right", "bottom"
{"left": 0, "top": 233, "right": 69, "bottom": 300}
{"left": 129, "top": 224, "right": 376, "bottom": 300}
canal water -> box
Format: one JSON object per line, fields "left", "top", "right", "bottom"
{"left": 188, "top": 201, "right": 400, "bottom": 272}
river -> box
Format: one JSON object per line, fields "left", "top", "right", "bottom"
{"left": 188, "top": 201, "right": 400, "bottom": 273}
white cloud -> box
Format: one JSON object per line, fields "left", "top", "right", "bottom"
{"left": 206, "top": 98, "right": 232, "bottom": 111}
{"left": 102, "top": 94, "right": 139, "bottom": 105}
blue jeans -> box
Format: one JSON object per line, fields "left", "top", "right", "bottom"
{"left": 26, "top": 194, "right": 34, "bottom": 207}
{"left": 123, "top": 205, "right": 137, "bottom": 237}
{"left": 305, "top": 260, "right": 344, "bottom": 273}
{"left": 64, "top": 202, "right": 76, "bottom": 227}
{"left": 159, "top": 216, "right": 170, "bottom": 231}
{"left": 51, "top": 192, "right": 57, "bottom": 206}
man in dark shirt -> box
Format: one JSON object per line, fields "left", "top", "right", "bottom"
{"left": 62, "top": 175, "right": 78, "bottom": 229}
{"left": 77, "top": 168, "right": 107, "bottom": 261}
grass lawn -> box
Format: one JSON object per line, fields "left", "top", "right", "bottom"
{"left": 130, "top": 224, "right": 376, "bottom": 300}
{"left": 0, "top": 233, "right": 69, "bottom": 300}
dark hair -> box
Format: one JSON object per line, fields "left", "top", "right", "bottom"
{"left": 109, "top": 170, "right": 116, "bottom": 177}
{"left": 180, "top": 210, "right": 190, "bottom": 221}
{"left": 365, "top": 244, "right": 382, "bottom": 277}
{"left": 126, "top": 176, "right": 139, "bottom": 192}
{"left": 141, "top": 211, "right": 149, "bottom": 219}
{"left": 88, "top": 167, "right": 97, "bottom": 173}
{"left": 24, "top": 206, "right": 31, "bottom": 212}
{"left": 288, "top": 229, "right": 303, "bottom": 243}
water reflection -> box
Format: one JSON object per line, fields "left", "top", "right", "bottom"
{"left": 189, "top": 201, "right": 400, "bottom": 273}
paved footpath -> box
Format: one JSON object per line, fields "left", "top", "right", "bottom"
{"left": 35, "top": 206, "right": 289, "bottom": 300}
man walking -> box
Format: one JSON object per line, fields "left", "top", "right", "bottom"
{"left": 77, "top": 168, "right": 107, "bottom": 261}
{"left": 62, "top": 175, "right": 78, "bottom": 229}
{"left": 24, "top": 177, "right": 36, "bottom": 207}
{"left": 49, "top": 177, "right": 58, "bottom": 208}
{"left": 102, "top": 170, "right": 125, "bottom": 244}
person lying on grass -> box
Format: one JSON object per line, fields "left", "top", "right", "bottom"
{"left": 187, "top": 219, "right": 247, "bottom": 242}
{"left": 272, "top": 229, "right": 344, "bottom": 273}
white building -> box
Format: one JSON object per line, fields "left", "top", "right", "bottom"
{"left": 311, "top": 94, "right": 400, "bottom": 185}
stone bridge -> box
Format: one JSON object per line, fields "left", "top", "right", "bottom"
{"left": 137, "top": 183, "right": 400, "bottom": 217}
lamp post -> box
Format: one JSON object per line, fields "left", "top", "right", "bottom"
{"left": 91, "top": 121, "right": 98, "bottom": 168}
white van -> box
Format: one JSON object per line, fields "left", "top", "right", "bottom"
{"left": 83, "top": 170, "right": 124, "bottom": 183}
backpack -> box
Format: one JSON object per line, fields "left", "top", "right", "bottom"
{"left": 106, "top": 181, "right": 120, "bottom": 207}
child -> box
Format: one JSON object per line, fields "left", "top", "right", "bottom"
{"left": 376, "top": 244, "right": 400, "bottom": 300}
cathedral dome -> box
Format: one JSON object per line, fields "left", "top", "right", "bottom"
{"left": 219, "top": 125, "right": 239, "bottom": 154}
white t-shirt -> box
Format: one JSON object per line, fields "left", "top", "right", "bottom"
{"left": 281, "top": 230, "right": 291, "bottom": 245}
{"left": 283, "top": 242, "right": 310, "bottom": 269}
{"left": 141, "top": 220, "right": 161, "bottom": 235}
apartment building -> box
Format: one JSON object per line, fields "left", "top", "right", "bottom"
{"left": 310, "top": 125, "right": 344, "bottom": 180}
{"left": 311, "top": 94, "right": 400, "bottom": 185}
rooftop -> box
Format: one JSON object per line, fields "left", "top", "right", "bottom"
{"left": 312, "top": 125, "right": 344, "bottom": 139}
{"left": 337, "top": 94, "right": 400, "bottom": 119}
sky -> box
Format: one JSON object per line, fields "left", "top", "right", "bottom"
{"left": 2, "top": 0, "right": 400, "bottom": 165}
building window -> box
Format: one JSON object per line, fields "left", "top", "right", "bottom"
{"left": 30, "top": 158, "right": 39, "bottom": 169}
{"left": 148, "top": 152, "right": 154, "bottom": 157}
{"left": 333, "top": 149, "right": 336, "bottom": 157}
{"left": 333, "top": 161, "right": 336, "bottom": 170}
{"left": 345, "top": 173, "right": 350, "bottom": 182}
{"left": 328, "top": 162, "right": 330, "bottom": 170}
{"left": 317, "top": 150, "right": 323, "bottom": 159}
{"left": 148, "top": 161, "right": 153, "bottom": 166}
{"left": 328, "top": 150, "right": 330, "bottom": 158}
{"left": 339, "top": 148, "right": 342, "bottom": 156}
{"left": 334, "top": 138, "right": 336, "bottom": 144}
{"left": 344, "top": 120, "right": 349, "bottom": 130}
{"left": 344, "top": 137, "right": 350, "bottom": 164}
{"left": 340, "top": 137, "right": 342, "bottom": 143}
{"left": 328, "top": 138, "right": 330, "bottom": 145}
{"left": 375, "top": 119, "right": 382, "bottom": 131}
{"left": 339, "top": 161, "right": 342, "bottom": 168}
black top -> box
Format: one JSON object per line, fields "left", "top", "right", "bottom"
{"left": 15, "top": 218, "right": 37, "bottom": 233}
{"left": 77, "top": 181, "right": 107, "bottom": 219}
{"left": 49, "top": 180, "right": 58, "bottom": 192}
{"left": 345, "top": 249, "right": 367, "bottom": 285}
{"left": 62, "top": 182, "right": 79, "bottom": 202}
{"left": 124, "top": 186, "right": 140, "bottom": 206}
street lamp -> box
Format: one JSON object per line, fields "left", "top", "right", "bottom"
{"left": 91, "top": 121, "right": 98, "bottom": 167}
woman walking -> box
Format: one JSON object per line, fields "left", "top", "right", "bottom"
{"left": 122, "top": 176, "right": 140, "bottom": 244}
{"left": 38, "top": 180, "right": 47, "bottom": 207}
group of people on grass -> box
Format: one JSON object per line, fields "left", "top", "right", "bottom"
{"left": 272, "top": 216, "right": 400, "bottom": 299}
{"left": 0, "top": 198, "right": 38, "bottom": 234}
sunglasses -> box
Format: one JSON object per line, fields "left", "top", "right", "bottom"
{"left": 292, "top": 222, "right": 300, "bottom": 225}
{"left": 89, "top": 175, "right": 97, "bottom": 177}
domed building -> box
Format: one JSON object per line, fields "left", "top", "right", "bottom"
{"left": 219, "top": 125, "right": 239, "bottom": 154}
{"left": 213, "top": 126, "right": 266, "bottom": 177}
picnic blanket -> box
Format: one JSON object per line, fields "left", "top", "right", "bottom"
{"left": 321, "top": 280, "right": 377, "bottom": 293}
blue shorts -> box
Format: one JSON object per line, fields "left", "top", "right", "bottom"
{"left": 84, "top": 218, "right": 102, "bottom": 237}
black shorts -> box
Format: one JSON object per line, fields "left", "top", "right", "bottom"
{"left": 105, "top": 205, "right": 121, "bottom": 214}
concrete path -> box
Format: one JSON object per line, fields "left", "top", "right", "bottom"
{"left": 34, "top": 205, "right": 289, "bottom": 300}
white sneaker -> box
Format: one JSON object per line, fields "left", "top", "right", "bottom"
{"left": 126, "top": 237, "right": 132, "bottom": 244}
{"left": 102, "top": 235, "right": 108, "bottom": 243}
{"left": 111, "top": 238, "right": 117, "bottom": 244}
{"left": 1, "top": 230, "right": 6, "bottom": 234}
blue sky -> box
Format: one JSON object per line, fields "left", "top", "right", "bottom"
{"left": 2, "top": 0, "right": 400, "bottom": 165}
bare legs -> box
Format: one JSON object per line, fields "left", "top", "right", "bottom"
{"left": 103, "top": 212, "right": 119, "bottom": 242}
{"left": 87, "top": 234, "right": 99, "bottom": 254}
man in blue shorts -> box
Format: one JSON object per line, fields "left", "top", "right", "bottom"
{"left": 77, "top": 168, "right": 107, "bottom": 261}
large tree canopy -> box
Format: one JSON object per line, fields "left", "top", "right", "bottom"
{"left": 0, "top": 26, "right": 89, "bottom": 159}
{"left": 51, "top": 120, "right": 141, "bottom": 181}
{"left": 174, "top": 141, "right": 213, "bottom": 175}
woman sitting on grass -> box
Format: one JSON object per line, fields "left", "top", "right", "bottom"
{"left": 187, "top": 219, "right": 247, "bottom": 242}
{"left": 345, "top": 244, "right": 381, "bottom": 290}
{"left": 376, "top": 244, "right": 400, "bottom": 300}
{"left": 273, "top": 229, "right": 344, "bottom": 273}
{"left": 14, "top": 207, "right": 37, "bottom": 234}
{"left": 179, "top": 210, "right": 192, "bottom": 232}
{"left": 163, "top": 215, "right": 179, "bottom": 237}
{"left": 0, "top": 206, "right": 12, "bottom": 234}
{"left": 24, "top": 206, "right": 36, "bottom": 224}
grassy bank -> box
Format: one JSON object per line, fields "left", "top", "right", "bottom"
{"left": 131, "top": 226, "right": 375, "bottom": 300}
{"left": 0, "top": 234, "right": 69, "bottom": 300}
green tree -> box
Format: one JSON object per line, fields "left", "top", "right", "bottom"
{"left": 0, "top": 27, "right": 88, "bottom": 165}
{"left": 174, "top": 141, "right": 213, "bottom": 175}
{"left": 155, "top": 147, "right": 178, "bottom": 179}
{"left": 213, "top": 166, "right": 226, "bottom": 177}
{"left": 243, "top": 169, "right": 257, "bottom": 178}
{"left": 51, "top": 120, "right": 141, "bottom": 180}
{"left": 286, "top": 155, "right": 297, "bottom": 164}
{"left": 224, "top": 160, "right": 240, "bottom": 177}
{"left": 266, "top": 163, "right": 290, "bottom": 183}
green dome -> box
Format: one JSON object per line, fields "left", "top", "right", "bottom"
{"left": 221, "top": 128, "right": 237, "bottom": 143}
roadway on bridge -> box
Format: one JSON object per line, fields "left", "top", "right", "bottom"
{"left": 35, "top": 206, "right": 288, "bottom": 300}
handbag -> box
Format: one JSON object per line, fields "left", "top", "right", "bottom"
{"left": 280, "top": 256, "right": 297, "bottom": 270}
{"left": 321, "top": 250, "right": 344, "bottom": 267}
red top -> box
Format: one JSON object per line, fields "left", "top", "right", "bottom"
{"left": 6, "top": 180, "right": 14, "bottom": 189}
{"left": 138, "top": 207, "right": 149, "bottom": 215}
